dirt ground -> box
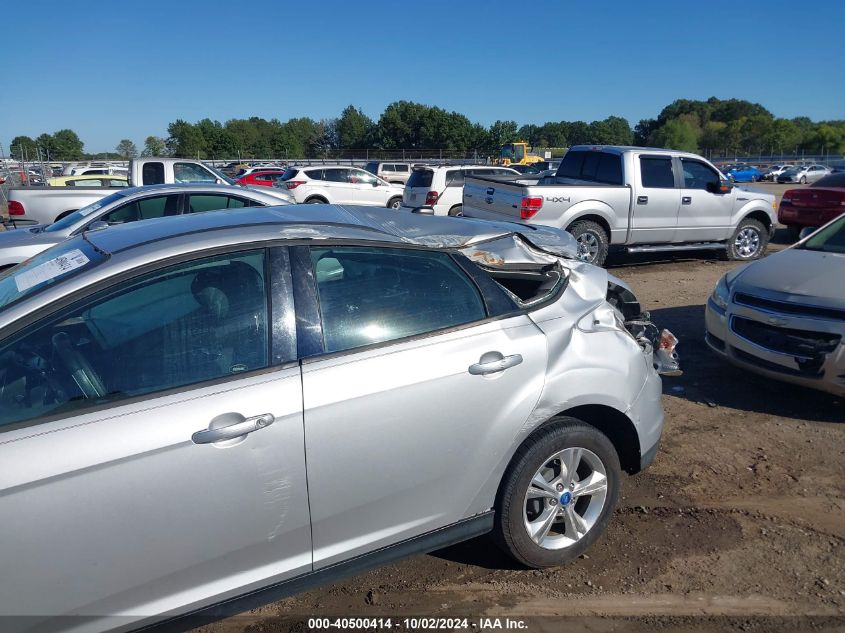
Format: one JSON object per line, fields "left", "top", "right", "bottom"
{"left": 199, "top": 183, "right": 844, "bottom": 633}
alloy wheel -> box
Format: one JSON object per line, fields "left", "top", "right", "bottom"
{"left": 576, "top": 233, "right": 599, "bottom": 262}
{"left": 734, "top": 227, "right": 761, "bottom": 258}
{"left": 523, "top": 447, "right": 608, "bottom": 550}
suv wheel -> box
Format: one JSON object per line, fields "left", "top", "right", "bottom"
{"left": 495, "top": 419, "right": 620, "bottom": 568}
{"left": 568, "top": 220, "right": 609, "bottom": 266}
{"left": 305, "top": 197, "right": 327, "bottom": 204}
{"left": 387, "top": 196, "right": 402, "bottom": 210}
{"left": 726, "top": 218, "right": 768, "bottom": 260}
{"left": 448, "top": 205, "right": 463, "bottom": 217}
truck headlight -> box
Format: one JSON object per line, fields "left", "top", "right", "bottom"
{"left": 710, "top": 274, "right": 731, "bottom": 312}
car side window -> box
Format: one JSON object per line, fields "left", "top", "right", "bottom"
{"left": 101, "top": 194, "right": 180, "bottom": 224}
{"left": 0, "top": 251, "right": 271, "bottom": 431}
{"left": 446, "top": 170, "right": 465, "bottom": 186}
{"left": 187, "top": 194, "right": 249, "bottom": 213}
{"left": 350, "top": 169, "right": 377, "bottom": 185}
{"left": 639, "top": 157, "right": 675, "bottom": 189}
{"left": 311, "top": 246, "right": 487, "bottom": 353}
{"left": 322, "top": 169, "right": 348, "bottom": 183}
{"left": 174, "top": 163, "right": 216, "bottom": 183}
{"left": 304, "top": 169, "right": 324, "bottom": 181}
{"left": 141, "top": 162, "right": 165, "bottom": 185}
{"left": 681, "top": 159, "right": 720, "bottom": 190}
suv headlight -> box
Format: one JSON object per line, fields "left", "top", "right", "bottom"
{"left": 710, "top": 274, "right": 731, "bottom": 312}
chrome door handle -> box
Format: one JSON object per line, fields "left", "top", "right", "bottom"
{"left": 468, "top": 352, "right": 523, "bottom": 375}
{"left": 682, "top": 196, "right": 692, "bottom": 205}
{"left": 636, "top": 195, "right": 648, "bottom": 205}
{"left": 192, "top": 413, "right": 275, "bottom": 445}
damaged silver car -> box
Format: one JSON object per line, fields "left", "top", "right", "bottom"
{"left": 0, "top": 204, "right": 676, "bottom": 632}
{"left": 706, "top": 213, "right": 845, "bottom": 396}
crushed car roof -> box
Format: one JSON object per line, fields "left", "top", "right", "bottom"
{"left": 85, "top": 203, "right": 578, "bottom": 259}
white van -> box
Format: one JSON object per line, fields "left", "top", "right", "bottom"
{"left": 401, "top": 165, "right": 520, "bottom": 216}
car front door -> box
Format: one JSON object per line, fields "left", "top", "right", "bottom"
{"left": 297, "top": 245, "right": 547, "bottom": 567}
{"left": 349, "top": 168, "right": 388, "bottom": 204}
{"left": 676, "top": 157, "right": 735, "bottom": 242}
{"left": 0, "top": 248, "right": 310, "bottom": 628}
{"left": 631, "top": 154, "right": 680, "bottom": 243}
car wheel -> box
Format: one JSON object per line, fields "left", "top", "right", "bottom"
{"left": 568, "top": 220, "right": 609, "bottom": 267}
{"left": 448, "top": 205, "right": 463, "bottom": 217}
{"left": 387, "top": 196, "right": 402, "bottom": 210}
{"left": 726, "top": 218, "right": 768, "bottom": 260}
{"left": 799, "top": 176, "right": 807, "bottom": 184}
{"left": 305, "top": 197, "right": 327, "bottom": 204}
{"left": 494, "top": 418, "right": 621, "bottom": 568}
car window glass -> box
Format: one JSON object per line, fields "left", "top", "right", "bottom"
{"left": 407, "top": 169, "right": 434, "bottom": 188}
{"left": 350, "top": 170, "right": 376, "bottom": 185}
{"left": 446, "top": 170, "right": 465, "bottom": 186}
{"left": 101, "top": 194, "right": 179, "bottom": 224}
{"left": 681, "top": 159, "right": 720, "bottom": 190}
{"left": 188, "top": 194, "right": 243, "bottom": 213}
{"left": 0, "top": 251, "right": 270, "bottom": 430}
{"left": 71, "top": 178, "right": 101, "bottom": 187}
{"left": 639, "top": 157, "right": 675, "bottom": 188}
{"left": 304, "top": 169, "right": 323, "bottom": 181}
{"left": 141, "top": 162, "right": 165, "bottom": 185}
{"left": 311, "top": 247, "right": 487, "bottom": 353}
{"left": 108, "top": 179, "right": 128, "bottom": 187}
{"left": 174, "top": 163, "right": 216, "bottom": 183}
{"left": 322, "top": 168, "right": 349, "bottom": 183}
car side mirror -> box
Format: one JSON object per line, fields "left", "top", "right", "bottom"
{"left": 707, "top": 180, "right": 732, "bottom": 194}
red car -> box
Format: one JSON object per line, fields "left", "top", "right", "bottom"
{"left": 235, "top": 170, "right": 287, "bottom": 187}
{"left": 778, "top": 172, "right": 845, "bottom": 240}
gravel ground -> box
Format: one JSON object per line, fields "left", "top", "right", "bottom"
{"left": 198, "top": 183, "right": 844, "bottom": 632}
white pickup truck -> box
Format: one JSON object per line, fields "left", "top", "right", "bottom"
{"left": 6, "top": 158, "right": 233, "bottom": 226}
{"left": 462, "top": 145, "right": 778, "bottom": 266}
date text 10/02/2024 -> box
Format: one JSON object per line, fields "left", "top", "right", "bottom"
{"left": 307, "top": 617, "right": 529, "bottom": 630}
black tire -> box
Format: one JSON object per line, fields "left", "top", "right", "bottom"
{"left": 305, "top": 197, "right": 327, "bottom": 204}
{"left": 799, "top": 176, "right": 807, "bottom": 184}
{"left": 785, "top": 224, "right": 802, "bottom": 243}
{"left": 494, "top": 418, "right": 621, "bottom": 568}
{"left": 726, "top": 218, "right": 768, "bottom": 260}
{"left": 386, "top": 196, "right": 402, "bottom": 210}
{"left": 448, "top": 205, "right": 463, "bottom": 217}
{"left": 568, "top": 220, "right": 609, "bottom": 266}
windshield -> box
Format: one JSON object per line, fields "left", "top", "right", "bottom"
{"left": 800, "top": 216, "right": 845, "bottom": 254}
{"left": 44, "top": 191, "right": 128, "bottom": 233}
{"left": 0, "top": 238, "right": 108, "bottom": 312}
{"left": 205, "top": 163, "right": 235, "bottom": 185}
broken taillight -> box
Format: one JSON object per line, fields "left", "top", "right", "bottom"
{"left": 520, "top": 196, "right": 543, "bottom": 219}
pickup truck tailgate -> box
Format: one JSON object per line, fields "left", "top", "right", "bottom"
{"left": 463, "top": 177, "right": 528, "bottom": 220}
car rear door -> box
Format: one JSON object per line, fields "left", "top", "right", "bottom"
{"left": 676, "top": 157, "right": 734, "bottom": 242}
{"left": 0, "top": 248, "right": 310, "bottom": 628}
{"left": 296, "top": 245, "right": 547, "bottom": 567}
{"left": 631, "top": 154, "right": 680, "bottom": 243}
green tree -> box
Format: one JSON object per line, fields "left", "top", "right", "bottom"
{"left": 650, "top": 117, "right": 699, "bottom": 152}
{"left": 35, "top": 133, "right": 56, "bottom": 160}
{"left": 115, "top": 139, "right": 138, "bottom": 159}
{"left": 336, "top": 105, "right": 374, "bottom": 149}
{"left": 51, "top": 130, "right": 84, "bottom": 160}
{"left": 141, "top": 135, "right": 167, "bottom": 156}
{"left": 564, "top": 121, "right": 591, "bottom": 145}
{"left": 166, "top": 119, "right": 207, "bottom": 157}
{"left": 633, "top": 119, "right": 658, "bottom": 145}
{"left": 9, "top": 135, "right": 37, "bottom": 161}
{"left": 589, "top": 116, "right": 633, "bottom": 145}
{"left": 486, "top": 120, "right": 519, "bottom": 153}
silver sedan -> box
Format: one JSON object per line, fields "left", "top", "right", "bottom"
{"left": 0, "top": 205, "right": 670, "bottom": 631}
{"left": 0, "top": 183, "right": 294, "bottom": 270}
{"left": 706, "top": 213, "right": 845, "bottom": 396}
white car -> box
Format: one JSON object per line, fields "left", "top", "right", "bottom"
{"left": 401, "top": 165, "right": 520, "bottom": 216}
{"left": 275, "top": 165, "right": 405, "bottom": 208}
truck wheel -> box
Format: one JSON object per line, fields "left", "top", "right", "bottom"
{"left": 726, "top": 218, "right": 768, "bottom": 260}
{"left": 568, "top": 220, "right": 609, "bottom": 266}
{"left": 494, "top": 418, "right": 621, "bottom": 568}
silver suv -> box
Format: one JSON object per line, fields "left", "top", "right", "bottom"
{"left": 0, "top": 205, "right": 671, "bottom": 631}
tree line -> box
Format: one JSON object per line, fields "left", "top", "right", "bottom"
{"left": 8, "top": 97, "right": 845, "bottom": 162}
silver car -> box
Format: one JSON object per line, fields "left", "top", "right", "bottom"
{"left": 706, "top": 213, "right": 845, "bottom": 396}
{"left": 777, "top": 164, "right": 832, "bottom": 184}
{"left": 0, "top": 183, "right": 294, "bottom": 270}
{"left": 0, "top": 205, "right": 670, "bottom": 632}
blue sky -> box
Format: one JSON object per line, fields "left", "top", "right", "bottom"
{"left": 2, "top": 0, "right": 843, "bottom": 153}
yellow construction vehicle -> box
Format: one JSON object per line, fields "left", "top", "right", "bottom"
{"left": 496, "top": 141, "right": 544, "bottom": 166}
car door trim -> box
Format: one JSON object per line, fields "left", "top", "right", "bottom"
{"left": 134, "top": 512, "right": 494, "bottom": 633}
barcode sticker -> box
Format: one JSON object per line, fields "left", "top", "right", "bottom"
{"left": 14, "top": 249, "right": 90, "bottom": 292}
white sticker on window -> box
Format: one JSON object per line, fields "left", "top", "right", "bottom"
{"left": 14, "top": 249, "right": 90, "bottom": 292}
{"left": 79, "top": 203, "right": 102, "bottom": 217}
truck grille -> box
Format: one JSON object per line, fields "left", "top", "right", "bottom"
{"left": 734, "top": 293, "right": 845, "bottom": 322}
{"left": 731, "top": 316, "right": 841, "bottom": 375}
